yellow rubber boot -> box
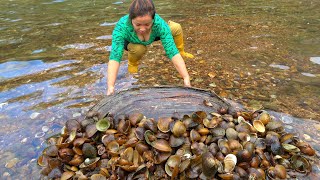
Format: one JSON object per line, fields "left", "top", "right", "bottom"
{"left": 168, "top": 20, "right": 194, "bottom": 59}
{"left": 127, "top": 43, "right": 147, "bottom": 73}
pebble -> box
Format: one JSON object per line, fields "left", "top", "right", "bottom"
{"left": 281, "top": 116, "right": 293, "bottom": 124}
{"left": 35, "top": 132, "right": 45, "bottom": 138}
{"left": 270, "top": 94, "right": 277, "bottom": 99}
{"left": 5, "top": 158, "right": 19, "bottom": 168}
{"left": 2, "top": 172, "right": 10, "bottom": 177}
{"left": 303, "top": 134, "right": 311, "bottom": 141}
{"left": 42, "top": 126, "right": 49, "bottom": 132}
{"left": 73, "top": 112, "right": 81, "bottom": 118}
{"left": 46, "top": 117, "right": 55, "bottom": 122}
{"left": 0, "top": 102, "right": 8, "bottom": 108}
{"left": 209, "top": 83, "right": 217, "bottom": 87}
{"left": 315, "top": 124, "right": 320, "bottom": 131}
{"left": 21, "top": 138, "right": 28, "bottom": 143}
{"left": 30, "top": 112, "right": 40, "bottom": 119}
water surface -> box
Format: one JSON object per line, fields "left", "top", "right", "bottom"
{"left": 0, "top": 0, "right": 319, "bottom": 178}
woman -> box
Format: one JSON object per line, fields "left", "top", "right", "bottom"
{"left": 107, "top": 0, "right": 194, "bottom": 95}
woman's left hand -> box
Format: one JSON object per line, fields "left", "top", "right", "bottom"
{"left": 184, "top": 77, "right": 191, "bottom": 87}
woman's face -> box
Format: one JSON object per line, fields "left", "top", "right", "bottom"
{"left": 132, "top": 15, "right": 153, "bottom": 35}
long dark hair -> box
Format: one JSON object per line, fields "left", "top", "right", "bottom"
{"left": 129, "top": 0, "right": 156, "bottom": 20}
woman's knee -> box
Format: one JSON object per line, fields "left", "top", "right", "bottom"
{"left": 127, "top": 43, "right": 147, "bottom": 57}
{"left": 168, "top": 20, "right": 182, "bottom": 36}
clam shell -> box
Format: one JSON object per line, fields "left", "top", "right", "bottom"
{"left": 224, "top": 154, "right": 237, "bottom": 173}
{"left": 151, "top": 139, "right": 172, "bottom": 152}
{"left": 172, "top": 121, "right": 186, "bottom": 137}
{"left": 259, "top": 111, "right": 271, "bottom": 125}
{"left": 157, "top": 117, "right": 173, "bottom": 133}
{"left": 253, "top": 120, "right": 265, "bottom": 133}
{"left": 96, "top": 118, "right": 110, "bottom": 132}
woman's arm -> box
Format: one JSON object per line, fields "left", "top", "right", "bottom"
{"left": 171, "top": 54, "right": 191, "bottom": 87}
{"left": 107, "top": 60, "right": 120, "bottom": 95}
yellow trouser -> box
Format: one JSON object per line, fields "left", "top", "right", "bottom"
{"left": 127, "top": 21, "right": 194, "bottom": 73}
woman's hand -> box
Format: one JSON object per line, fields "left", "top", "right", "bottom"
{"left": 107, "top": 60, "right": 120, "bottom": 96}
{"left": 183, "top": 77, "right": 191, "bottom": 87}
{"left": 171, "top": 54, "right": 191, "bottom": 87}
{"left": 107, "top": 86, "right": 115, "bottom": 95}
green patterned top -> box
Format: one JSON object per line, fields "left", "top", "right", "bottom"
{"left": 109, "top": 14, "right": 179, "bottom": 62}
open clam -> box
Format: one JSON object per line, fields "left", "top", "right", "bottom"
{"left": 224, "top": 154, "right": 237, "bottom": 173}
{"left": 165, "top": 155, "right": 181, "bottom": 177}
{"left": 96, "top": 118, "right": 110, "bottom": 132}
{"left": 157, "top": 117, "right": 173, "bottom": 133}
{"left": 253, "top": 120, "right": 265, "bottom": 133}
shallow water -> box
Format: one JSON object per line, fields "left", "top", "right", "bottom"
{"left": 0, "top": 0, "right": 319, "bottom": 178}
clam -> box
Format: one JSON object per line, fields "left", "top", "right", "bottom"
{"left": 73, "top": 137, "right": 89, "bottom": 147}
{"left": 165, "top": 155, "right": 181, "bottom": 177}
{"left": 190, "top": 129, "right": 201, "bottom": 142}
{"left": 296, "top": 141, "right": 316, "bottom": 156}
{"left": 270, "top": 141, "right": 284, "bottom": 155}
{"left": 135, "top": 141, "right": 149, "bottom": 155}
{"left": 117, "top": 119, "right": 131, "bottom": 134}
{"left": 182, "top": 115, "right": 198, "bottom": 129}
{"left": 226, "top": 128, "right": 238, "bottom": 140}
{"left": 107, "top": 140, "right": 120, "bottom": 155}
{"left": 203, "top": 113, "right": 221, "bottom": 128}
{"left": 85, "top": 124, "right": 97, "bottom": 138}
{"left": 252, "top": 120, "right": 265, "bottom": 133}
{"left": 211, "top": 127, "right": 226, "bottom": 137}
{"left": 79, "top": 157, "right": 100, "bottom": 169}
{"left": 236, "top": 149, "right": 252, "bottom": 163}
{"left": 61, "top": 171, "right": 75, "bottom": 180}
{"left": 134, "top": 127, "right": 145, "bottom": 141}
{"left": 169, "top": 135, "right": 185, "bottom": 148}
{"left": 121, "top": 147, "right": 134, "bottom": 163}
{"left": 224, "top": 154, "right": 237, "bottom": 173}
{"left": 58, "top": 148, "right": 74, "bottom": 163}
{"left": 151, "top": 139, "right": 172, "bottom": 152}
{"left": 267, "top": 165, "right": 287, "bottom": 179}
{"left": 172, "top": 120, "right": 186, "bottom": 137}
{"left": 82, "top": 143, "right": 97, "bottom": 158}
{"left": 143, "top": 118, "right": 157, "bottom": 132}
{"left": 250, "top": 156, "right": 261, "bottom": 168}
{"left": 65, "top": 119, "right": 81, "bottom": 132}
{"left": 254, "top": 138, "right": 266, "bottom": 150}
{"left": 291, "top": 155, "right": 312, "bottom": 173}
{"left": 266, "top": 121, "right": 283, "bottom": 132}
{"left": 144, "top": 130, "right": 156, "bottom": 145}
{"left": 280, "top": 133, "right": 294, "bottom": 144}
{"left": 282, "top": 143, "right": 300, "bottom": 153}
{"left": 197, "top": 127, "right": 210, "bottom": 136}
{"left": 96, "top": 118, "right": 110, "bottom": 132}
{"left": 238, "top": 132, "right": 250, "bottom": 142}
{"left": 191, "top": 111, "right": 207, "bottom": 123}
{"left": 157, "top": 117, "right": 173, "bottom": 133}
{"left": 228, "top": 139, "right": 243, "bottom": 151}
{"left": 91, "top": 174, "right": 107, "bottom": 180}
{"left": 259, "top": 111, "right": 271, "bottom": 125}
{"left": 202, "top": 152, "right": 218, "bottom": 178}
{"left": 128, "top": 112, "right": 144, "bottom": 126}
{"left": 154, "top": 152, "right": 171, "bottom": 164}
{"left": 69, "top": 154, "right": 84, "bottom": 166}
{"left": 43, "top": 145, "right": 58, "bottom": 157}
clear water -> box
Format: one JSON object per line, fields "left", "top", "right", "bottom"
{"left": 0, "top": 0, "right": 319, "bottom": 178}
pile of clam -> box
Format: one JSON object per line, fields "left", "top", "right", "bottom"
{"left": 38, "top": 108, "right": 316, "bottom": 179}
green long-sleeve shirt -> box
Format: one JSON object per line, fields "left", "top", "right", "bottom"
{"left": 109, "top": 14, "right": 179, "bottom": 62}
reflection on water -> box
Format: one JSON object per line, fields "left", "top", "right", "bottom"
{"left": 0, "top": 0, "right": 319, "bottom": 178}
